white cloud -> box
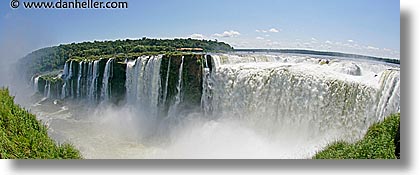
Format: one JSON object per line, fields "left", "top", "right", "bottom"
{"left": 256, "top": 28, "right": 281, "bottom": 33}
{"left": 268, "top": 28, "right": 280, "bottom": 33}
{"left": 256, "top": 37, "right": 265, "bottom": 40}
{"left": 367, "top": 46, "right": 379, "bottom": 50}
{"left": 190, "top": 33, "right": 205, "bottom": 39}
{"left": 325, "top": 40, "right": 332, "bottom": 44}
{"left": 311, "top": 38, "right": 317, "bottom": 41}
{"left": 347, "top": 40, "right": 354, "bottom": 43}
{"left": 214, "top": 30, "right": 241, "bottom": 38}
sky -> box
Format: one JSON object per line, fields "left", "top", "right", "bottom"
{"left": 0, "top": 0, "right": 400, "bottom": 59}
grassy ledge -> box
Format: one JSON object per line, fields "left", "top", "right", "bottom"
{"left": 313, "top": 113, "right": 400, "bottom": 159}
{"left": 0, "top": 88, "right": 82, "bottom": 159}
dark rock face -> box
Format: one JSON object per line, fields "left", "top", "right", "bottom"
{"left": 158, "top": 54, "right": 204, "bottom": 118}
{"left": 37, "top": 76, "right": 64, "bottom": 99}
{"left": 110, "top": 61, "right": 126, "bottom": 105}
{"left": 36, "top": 59, "right": 127, "bottom": 104}
{"left": 395, "top": 124, "right": 400, "bottom": 159}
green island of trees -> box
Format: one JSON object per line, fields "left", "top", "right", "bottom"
{"left": 0, "top": 89, "right": 82, "bottom": 159}
{"left": 17, "top": 38, "right": 233, "bottom": 80}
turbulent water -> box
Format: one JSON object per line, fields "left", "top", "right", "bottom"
{"left": 29, "top": 53, "right": 400, "bottom": 159}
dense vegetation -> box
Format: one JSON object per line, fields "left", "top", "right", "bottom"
{"left": 0, "top": 89, "right": 82, "bottom": 159}
{"left": 314, "top": 113, "right": 400, "bottom": 159}
{"left": 18, "top": 38, "right": 233, "bottom": 80}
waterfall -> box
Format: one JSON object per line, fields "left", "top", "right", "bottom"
{"left": 144, "top": 55, "right": 163, "bottom": 117}
{"left": 201, "top": 55, "right": 212, "bottom": 116}
{"left": 88, "top": 60, "right": 100, "bottom": 103}
{"left": 126, "top": 55, "right": 162, "bottom": 117}
{"left": 202, "top": 54, "right": 400, "bottom": 143}
{"left": 44, "top": 82, "right": 48, "bottom": 97}
{"left": 174, "top": 56, "right": 184, "bottom": 107}
{"left": 162, "top": 57, "right": 171, "bottom": 107}
{"left": 125, "top": 59, "right": 137, "bottom": 105}
{"left": 77, "top": 61, "right": 83, "bottom": 98}
{"left": 68, "top": 60, "right": 74, "bottom": 98}
{"left": 168, "top": 56, "right": 184, "bottom": 118}
{"left": 101, "top": 58, "right": 114, "bottom": 102}
{"left": 375, "top": 69, "right": 400, "bottom": 120}
{"left": 46, "top": 82, "right": 51, "bottom": 98}
{"left": 87, "top": 62, "right": 93, "bottom": 100}
{"left": 33, "top": 76, "right": 40, "bottom": 93}
{"left": 61, "top": 61, "right": 69, "bottom": 99}
{"left": 60, "top": 60, "right": 75, "bottom": 99}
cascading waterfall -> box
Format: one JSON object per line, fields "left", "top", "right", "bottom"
{"left": 100, "top": 58, "right": 114, "bottom": 102}
{"left": 61, "top": 61, "right": 69, "bottom": 99}
{"left": 168, "top": 56, "right": 184, "bottom": 118}
{"left": 201, "top": 54, "right": 400, "bottom": 144}
{"left": 86, "top": 61, "right": 93, "bottom": 100}
{"left": 162, "top": 57, "right": 171, "bottom": 108}
{"left": 88, "top": 60, "right": 100, "bottom": 103}
{"left": 201, "top": 55, "right": 213, "bottom": 116}
{"left": 46, "top": 82, "right": 51, "bottom": 98}
{"left": 29, "top": 53, "right": 401, "bottom": 159}
{"left": 125, "top": 59, "right": 137, "bottom": 105}
{"left": 77, "top": 61, "right": 83, "bottom": 98}
{"left": 43, "top": 82, "right": 48, "bottom": 97}
{"left": 33, "top": 76, "right": 40, "bottom": 93}
{"left": 375, "top": 69, "right": 400, "bottom": 121}
{"left": 126, "top": 55, "right": 162, "bottom": 117}
{"left": 68, "top": 60, "right": 74, "bottom": 98}
{"left": 135, "top": 56, "right": 148, "bottom": 103}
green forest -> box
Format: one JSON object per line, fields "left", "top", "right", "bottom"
{"left": 0, "top": 89, "right": 82, "bottom": 159}
{"left": 17, "top": 38, "right": 233, "bottom": 80}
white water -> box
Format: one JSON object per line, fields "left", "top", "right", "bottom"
{"left": 167, "top": 56, "right": 184, "bottom": 119}
{"left": 46, "top": 82, "right": 51, "bottom": 98}
{"left": 100, "top": 58, "right": 114, "bottom": 102}
{"left": 77, "top": 61, "right": 83, "bottom": 98}
{"left": 201, "top": 55, "right": 213, "bottom": 116}
{"left": 126, "top": 55, "right": 162, "bottom": 118}
{"left": 68, "top": 61, "right": 74, "bottom": 98}
{"left": 203, "top": 54, "right": 399, "bottom": 145}
{"left": 88, "top": 60, "right": 100, "bottom": 103}
{"left": 162, "top": 57, "right": 171, "bottom": 107}
{"left": 86, "top": 62, "right": 93, "bottom": 100}
{"left": 33, "top": 76, "right": 40, "bottom": 93}
{"left": 30, "top": 53, "right": 400, "bottom": 159}
{"left": 43, "top": 81, "right": 49, "bottom": 97}
{"left": 61, "top": 61, "right": 69, "bottom": 99}
{"left": 125, "top": 59, "right": 137, "bottom": 105}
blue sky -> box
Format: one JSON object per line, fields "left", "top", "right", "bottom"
{"left": 0, "top": 0, "right": 400, "bottom": 59}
